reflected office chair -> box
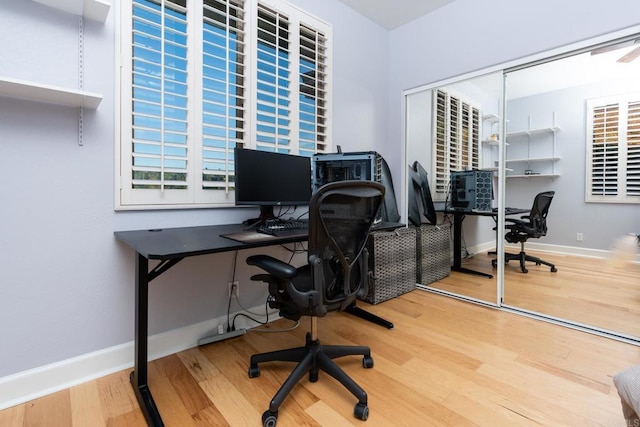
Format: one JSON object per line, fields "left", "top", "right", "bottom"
{"left": 492, "top": 191, "right": 557, "bottom": 273}
{"left": 246, "top": 181, "right": 385, "bottom": 427}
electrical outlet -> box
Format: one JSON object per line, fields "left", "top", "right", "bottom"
{"left": 228, "top": 281, "right": 239, "bottom": 297}
{"left": 577, "top": 232, "right": 584, "bottom": 242}
{"left": 218, "top": 324, "right": 224, "bottom": 335}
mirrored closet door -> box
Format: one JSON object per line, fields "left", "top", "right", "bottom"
{"left": 405, "top": 71, "right": 505, "bottom": 306}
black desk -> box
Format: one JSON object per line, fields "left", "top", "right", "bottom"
{"left": 442, "top": 208, "right": 529, "bottom": 279}
{"left": 114, "top": 221, "right": 401, "bottom": 426}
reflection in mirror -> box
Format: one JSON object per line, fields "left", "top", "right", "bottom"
{"left": 405, "top": 71, "right": 504, "bottom": 305}
{"left": 502, "top": 35, "right": 640, "bottom": 338}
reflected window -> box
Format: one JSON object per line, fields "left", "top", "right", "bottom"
{"left": 587, "top": 94, "right": 640, "bottom": 202}
{"left": 433, "top": 89, "right": 480, "bottom": 201}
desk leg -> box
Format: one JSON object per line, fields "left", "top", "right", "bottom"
{"left": 451, "top": 213, "right": 493, "bottom": 279}
{"left": 131, "top": 253, "right": 164, "bottom": 427}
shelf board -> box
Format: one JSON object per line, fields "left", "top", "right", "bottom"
{"left": 482, "top": 113, "right": 500, "bottom": 123}
{"left": 506, "top": 156, "right": 561, "bottom": 163}
{"left": 481, "top": 139, "right": 508, "bottom": 146}
{"left": 507, "top": 126, "right": 561, "bottom": 138}
{"left": 506, "top": 173, "right": 560, "bottom": 178}
{"left": 32, "top": 0, "right": 110, "bottom": 23}
{"left": 0, "top": 76, "right": 102, "bottom": 109}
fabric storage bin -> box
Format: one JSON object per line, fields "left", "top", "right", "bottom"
{"left": 417, "top": 223, "right": 451, "bottom": 285}
{"left": 361, "top": 227, "right": 417, "bottom": 304}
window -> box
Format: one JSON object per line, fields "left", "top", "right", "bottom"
{"left": 118, "top": 0, "right": 331, "bottom": 209}
{"left": 432, "top": 89, "right": 480, "bottom": 201}
{"left": 586, "top": 94, "right": 640, "bottom": 203}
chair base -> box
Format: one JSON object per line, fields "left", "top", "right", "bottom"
{"left": 492, "top": 250, "right": 557, "bottom": 273}
{"left": 249, "top": 331, "right": 372, "bottom": 426}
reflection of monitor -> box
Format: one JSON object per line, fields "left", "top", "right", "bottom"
{"left": 408, "top": 161, "right": 437, "bottom": 226}
{"left": 234, "top": 148, "right": 312, "bottom": 219}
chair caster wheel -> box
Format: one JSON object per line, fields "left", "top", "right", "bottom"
{"left": 262, "top": 410, "right": 277, "bottom": 427}
{"left": 354, "top": 403, "right": 369, "bottom": 420}
{"left": 309, "top": 371, "right": 318, "bottom": 382}
{"left": 522, "top": 269, "right": 528, "bottom": 273}
{"left": 363, "top": 355, "right": 374, "bottom": 369}
{"left": 551, "top": 267, "right": 558, "bottom": 272}
{"left": 491, "top": 260, "right": 497, "bottom": 269}
{"left": 249, "top": 365, "right": 260, "bottom": 378}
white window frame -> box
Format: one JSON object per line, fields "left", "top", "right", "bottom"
{"left": 586, "top": 93, "right": 640, "bottom": 204}
{"left": 116, "top": 0, "right": 332, "bottom": 210}
{"left": 431, "top": 88, "right": 481, "bottom": 202}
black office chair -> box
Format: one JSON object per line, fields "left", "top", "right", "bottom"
{"left": 492, "top": 191, "right": 557, "bottom": 273}
{"left": 246, "top": 181, "right": 385, "bottom": 427}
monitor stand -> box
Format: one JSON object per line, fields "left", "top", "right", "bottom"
{"left": 243, "top": 206, "right": 276, "bottom": 229}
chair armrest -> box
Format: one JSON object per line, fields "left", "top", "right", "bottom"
{"left": 247, "top": 254, "right": 297, "bottom": 279}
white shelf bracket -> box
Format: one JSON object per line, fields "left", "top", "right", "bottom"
{"left": 78, "top": 15, "right": 84, "bottom": 146}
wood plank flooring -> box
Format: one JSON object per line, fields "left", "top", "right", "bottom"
{"left": 432, "top": 249, "right": 640, "bottom": 338}
{"left": 1, "top": 287, "right": 639, "bottom": 426}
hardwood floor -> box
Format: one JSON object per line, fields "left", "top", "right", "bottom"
{"left": 432, "top": 249, "right": 640, "bottom": 338}
{"left": 1, "top": 289, "right": 639, "bottom": 426}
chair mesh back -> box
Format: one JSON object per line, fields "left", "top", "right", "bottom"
{"left": 308, "top": 182, "right": 384, "bottom": 306}
{"left": 529, "top": 191, "right": 555, "bottom": 237}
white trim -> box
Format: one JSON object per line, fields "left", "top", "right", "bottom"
{"left": 466, "top": 239, "right": 630, "bottom": 261}
{"left": 0, "top": 307, "right": 273, "bottom": 411}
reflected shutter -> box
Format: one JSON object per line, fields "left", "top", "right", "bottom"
{"left": 433, "top": 89, "right": 481, "bottom": 201}
{"left": 626, "top": 100, "right": 640, "bottom": 196}
{"left": 590, "top": 103, "right": 619, "bottom": 196}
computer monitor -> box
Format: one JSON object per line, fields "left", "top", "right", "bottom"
{"left": 234, "top": 147, "right": 312, "bottom": 220}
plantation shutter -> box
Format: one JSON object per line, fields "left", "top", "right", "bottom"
{"left": 626, "top": 100, "right": 640, "bottom": 196}
{"left": 587, "top": 95, "right": 640, "bottom": 203}
{"left": 298, "top": 24, "right": 328, "bottom": 156}
{"left": 256, "top": 4, "right": 292, "bottom": 152}
{"left": 590, "top": 103, "right": 619, "bottom": 196}
{"left": 433, "top": 89, "right": 481, "bottom": 201}
{"left": 119, "top": 0, "right": 332, "bottom": 208}
{"left": 131, "top": 0, "right": 189, "bottom": 192}
{"left": 201, "top": 0, "right": 246, "bottom": 193}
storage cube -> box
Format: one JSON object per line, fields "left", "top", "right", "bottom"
{"left": 417, "top": 223, "right": 451, "bottom": 285}
{"left": 361, "top": 227, "right": 417, "bottom": 304}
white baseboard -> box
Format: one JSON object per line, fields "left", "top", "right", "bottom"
{"left": 467, "top": 241, "right": 612, "bottom": 259}
{"left": 0, "top": 308, "right": 271, "bottom": 411}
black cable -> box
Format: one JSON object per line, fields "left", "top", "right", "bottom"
{"left": 226, "top": 250, "right": 239, "bottom": 332}
{"left": 232, "top": 298, "right": 270, "bottom": 330}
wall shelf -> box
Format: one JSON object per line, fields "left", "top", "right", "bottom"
{"left": 506, "top": 173, "right": 561, "bottom": 179}
{"left": 506, "top": 156, "right": 561, "bottom": 163}
{"left": 0, "top": 76, "right": 102, "bottom": 109}
{"left": 505, "top": 114, "right": 560, "bottom": 177}
{"left": 507, "top": 125, "right": 561, "bottom": 138}
{"left": 32, "top": 0, "right": 110, "bottom": 23}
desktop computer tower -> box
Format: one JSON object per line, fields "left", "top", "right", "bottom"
{"left": 450, "top": 170, "right": 493, "bottom": 212}
{"left": 312, "top": 152, "right": 379, "bottom": 192}
{"left": 312, "top": 151, "right": 400, "bottom": 223}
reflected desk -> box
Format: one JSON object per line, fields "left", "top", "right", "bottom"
{"left": 441, "top": 208, "right": 529, "bottom": 279}
{"left": 114, "top": 221, "right": 401, "bottom": 426}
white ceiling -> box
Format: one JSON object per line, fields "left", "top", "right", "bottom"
{"left": 337, "top": 0, "right": 457, "bottom": 30}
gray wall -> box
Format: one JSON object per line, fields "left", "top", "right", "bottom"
{"left": 0, "top": 0, "right": 389, "bottom": 378}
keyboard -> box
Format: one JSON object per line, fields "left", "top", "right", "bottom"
{"left": 257, "top": 218, "right": 309, "bottom": 237}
